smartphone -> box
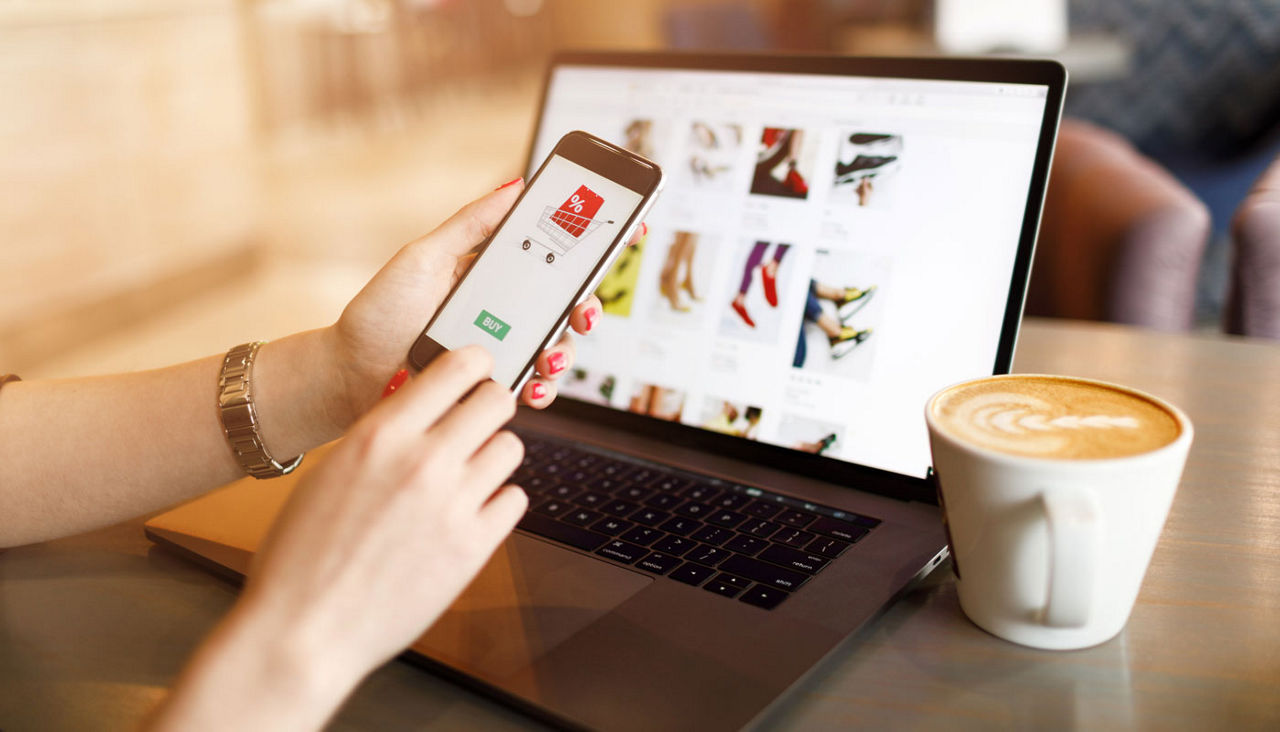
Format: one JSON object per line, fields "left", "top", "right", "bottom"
{"left": 408, "top": 131, "right": 665, "bottom": 389}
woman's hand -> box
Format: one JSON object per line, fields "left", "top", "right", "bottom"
{"left": 327, "top": 180, "right": 645, "bottom": 427}
{"left": 152, "top": 345, "right": 526, "bottom": 731}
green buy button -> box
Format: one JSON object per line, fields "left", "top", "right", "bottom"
{"left": 474, "top": 309, "right": 511, "bottom": 341}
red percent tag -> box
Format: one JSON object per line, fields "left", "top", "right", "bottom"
{"left": 551, "top": 185, "right": 604, "bottom": 237}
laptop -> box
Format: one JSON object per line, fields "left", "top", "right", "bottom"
{"left": 147, "top": 53, "right": 1065, "bottom": 731}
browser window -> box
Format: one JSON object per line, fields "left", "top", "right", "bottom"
{"left": 531, "top": 66, "right": 1049, "bottom": 479}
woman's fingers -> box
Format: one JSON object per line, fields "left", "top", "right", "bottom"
{"left": 628, "top": 221, "right": 648, "bottom": 247}
{"left": 464, "top": 430, "right": 525, "bottom": 506}
{"left": 520, "top": 378, "right": 557, "bottom": 409}
{"left": 534, "top": 331, "right": 576, "bottom": 381}
{"left": 568, "top": 295, "right": 603, "bottom": 335}
{"left": 426, "top": 379, "right": 516, "bottom": 457}
{"left": 374, "top": 346, "right": 492, "bottom": 433}
{"left": 477, "top": 484, "right": 529, "bottom": 539}
{"left": 424, "top": 180, "right": 524, "bottom": 258}
{"left": 451, "top": 252, "right": 478, "bottom": 286}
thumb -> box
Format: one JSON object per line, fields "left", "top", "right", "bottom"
{"left": 425, "top": 179, "right": 524, "bottom": 258}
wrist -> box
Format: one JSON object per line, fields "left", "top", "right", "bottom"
{"left": 250, "top": 329, "right": 354, "bottom": 460}
{"left": 233, "top": 588, "right": 368, "bottom": 701}
{"left": 323, "top": 322, "right": 404, "bottom": 429}
{"left": 152, "top": 591, "right": 361, "bottom": 732}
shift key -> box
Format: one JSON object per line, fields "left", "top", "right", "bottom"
{"left": 718, "top": 554, "right": 809, "bottom": 592}
{"left": 517, "top": 512, "right": 608, "bottom": 551}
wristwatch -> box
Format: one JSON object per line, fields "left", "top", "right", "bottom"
{"left": 217, "top": 342, "right": 303, "bottom": 479}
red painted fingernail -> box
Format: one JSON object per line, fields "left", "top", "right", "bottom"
{"left": 547, "top": 351, "right": 566, "bottom": 375}
{"left": 641, "top": 222, "right": 648, "bottom": 237}
{"left": 495, "top": 177, "right": 522, "bottom": 191}
{"left": 584, "top": 308, "right": 599, "bottom": 331}
{"left": 530, "top": 382, "right": 547, "bottom": 400}
{"left": 381, "top": 369, "right": 409, "bottom": 399}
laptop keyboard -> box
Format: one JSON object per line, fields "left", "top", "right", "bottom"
{"left": 509, "top": 433, "right": 880, "bottom": 611}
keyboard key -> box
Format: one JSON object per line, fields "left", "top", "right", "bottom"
{"left": 810, "top": 516, "right": 871, "bottom": 543}
{"left": 772, "top": 528, "right": 816, "bottom": 548}
{"left": 574, "top": 454, "right": 601, "bottom": 470}
{"left": 652, "top": 535, "right": 696, "bottom": 556}
{"left": 690, "top": 525, "right": 734, "bottom": 545}
{"left": 686, "top": 545, "right": 730, "bottom": 567}
{"left": 616, "top": 485, "right": 653, "bottom": 502}
{"left": 542, "top": 463, "right": 565, "bottom": 476}
{"left": 548, "top": 484, "right": 583, "bottom": 502}
{"left": 744, "top": 500, "right": 784, "bottom": 519}
{"left": 596, "top": 539, "right": 647, "bottom": 564}
{"left": 670, "top": 562, "right": 716, "bottom": 586}
{"left": 517, "top": 512, "right": 608, "bottom": 551}
{"left": 533, "top": 499, "right": 571, "bottom": 517}
{"left": 598, "top": 462, "right": 634, "bottom": 479}
{"left": 676, "top": 502, "right": 713, "bottom": 519}
{"left": 658, "top": 516, "right": 702, "bottom": 536}
{"left": 740, "top": 584, "right": 789, "bottom": 610}
{"left": 724, "top": 535, "right": 769, "bottom": 555}
{"left": 706, "top": 509, "right": 747, "bottom": 529}
{"left": 757, "top": 543, "right": 828, "bottom": 574}
{"left": 644, "top": 493, "right": 683, "bottom": 510}
{"left": 742, "top": 519, "right": 781, "bottom": 538}
{"left": 590, "top": 517, "right": 633, "bottom": 536}
{"left": 603, "top": 499, "right": 641, "bottom": 517}
{"left": 682, "top": 484, "right": 721, "bottom": 503}
{"left": 806, "top": 536, "right": 850, "bottom": 558}
{"left": 620, "top": 526, "right": 663, "bottom": 545}
{"left": 714, "top": 492, "right": 752, "bottom": 510}
{"left": 713, "top": 573, "right": 752, "bottom": 591}
{"left": 651, "top": 475, "right": 692, "bottom": 493}
{"left": 776, "top": 509, "right": 817, "bottom": 528}
{"left": 563, "top": 469, "right": 592, "bottom": 485}
{"left": 849, "top": 513, "right": 881, "bottom": 528}
{"left": 718, "top": 554, "right": 810, "bottom": 592}
{"left": 564, "top": 508, "right": 602, "bottom": 527}
{"left": 636, "top": 552, "right": 682, "bottom": 575}
{"left": 589, "top": 476, "right": 628, "bottom": 492}
{"left": 520, "top": 475, "right": 556, "bottom": 494}
{"left": 630, "top": 468, "right": 660, "bottom": 484}
{"left": 581, "top": 491, "right": 614, "bottom": 508}
{"left": 629, "top": 507, "right": 670, "bottom": 526}
{"left": 703, "top": 579, "right": 742, "bottom": 598}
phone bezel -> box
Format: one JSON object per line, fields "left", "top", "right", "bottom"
{"left": 408, "top": 130, "right": 664, "bottom": 390}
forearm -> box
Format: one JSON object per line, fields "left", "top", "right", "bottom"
{"left": 148, "top": 591, "right": 360, "bottom": 732}
{"left": 0, "top": 327, "right": 359, "bottom": 547}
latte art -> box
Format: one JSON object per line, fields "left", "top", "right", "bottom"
{"left": 931, "top": 376, "right": 1181, "bottom": 459}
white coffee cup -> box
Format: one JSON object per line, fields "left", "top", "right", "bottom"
{"left": 925, "top": 374, "right": 1193, "bottom": 650}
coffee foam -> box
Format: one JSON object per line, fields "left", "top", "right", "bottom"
{"left": 931, "top": 376, "right": 1181, "bottom": 459}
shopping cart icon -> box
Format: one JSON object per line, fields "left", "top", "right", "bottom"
{"left": 521, "top": 186, "right": 614, "bottom": 264}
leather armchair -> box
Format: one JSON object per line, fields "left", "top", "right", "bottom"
{"left": 1225, "top": 152, "right": 1280, "bottom": 339}
{"left": 1028, "top": 120, "right": 1210, "bottom": 330}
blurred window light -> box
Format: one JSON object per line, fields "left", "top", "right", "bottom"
{"left": 936, "top": 0, "right": 1068, "bottom": 54}
{"left": 503, "top": 0, "right": 543, "bottom": 17}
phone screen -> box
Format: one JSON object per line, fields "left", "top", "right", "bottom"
{"left": 423, "top": 153, "right": 646, "bottom": 387}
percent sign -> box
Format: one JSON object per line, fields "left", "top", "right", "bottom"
{"left": 568, "top": 194, "right": 585, "bottom": 213}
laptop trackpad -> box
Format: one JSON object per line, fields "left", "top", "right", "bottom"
{"left": 413, "top": 533, "right": 651, "bottom": 680}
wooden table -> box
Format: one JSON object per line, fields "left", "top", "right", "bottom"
{"left": 2, "top": 318, "right": 1278, "bottom": 730}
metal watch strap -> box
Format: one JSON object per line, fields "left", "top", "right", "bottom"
{"left": 218, "top": 342, "right": 303, "bottom": 479}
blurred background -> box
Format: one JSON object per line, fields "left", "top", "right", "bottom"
{"left": 3, "top": 0, "right": 1278, "bottom": 381}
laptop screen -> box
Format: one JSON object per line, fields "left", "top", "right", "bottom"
{"left": 527, "top": 58, "right": 1055, "bottom": 481}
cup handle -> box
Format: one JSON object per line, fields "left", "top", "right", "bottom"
{"left": 1039, "top": 490, "right": 1100, "bottom": 628}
